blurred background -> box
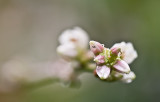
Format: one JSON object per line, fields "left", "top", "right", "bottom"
{"left": 0, "top": 0, "right": 160, "bottom": 102}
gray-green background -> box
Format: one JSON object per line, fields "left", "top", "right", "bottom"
{"left": 0, "top": 0, "right": 159, "bottom": 102}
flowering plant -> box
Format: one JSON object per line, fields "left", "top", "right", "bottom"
{"left": 0, "top": 27, "right": 138, "bottom": 92}
{"left": 90, "top": 41, "right": 137, "bottom": 83}
{"left": 57, "top": 27, "right": 138, "bottom": 85}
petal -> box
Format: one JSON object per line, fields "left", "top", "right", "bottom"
{"left": 96, "top": 65, "right": 110, "bottom": 79}
{"left": 57, "top": 43, "right": 77, "bottom": 58}
{"left": 123, "top": 43, "right": 138, "bottom": 64}
{"left": 113, "top": 60, "right": 130, "bottom": 74}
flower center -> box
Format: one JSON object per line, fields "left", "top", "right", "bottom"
{"left": 70, "top": 38, "right": 77, "bottom": 42}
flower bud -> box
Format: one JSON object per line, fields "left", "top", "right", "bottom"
{"left": 96, "top": 65, "right": 110, "bottom": 79}
{"left": 113, "top": 60, "right": 130, "bottom": 74}
{"left": 111, "top": 47, "right": 121, "bottom": 55}
{"left": 121, "top": 71, "right": 136, "bottom": 83}
{"left": 89, "top": 41, "right": 104, "bottom": 55}
{"left": 94, "top": 55, "right": 105, "bottom": 65}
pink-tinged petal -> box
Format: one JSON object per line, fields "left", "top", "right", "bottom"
{"left": 94, "top": 55, "right": 105, "bottom": 65}
{"left": 113, "top": 60, "right": 130, "bottom": 74}
{"left": 96, "top": 65, "right": 110, "bottom": 79}
{"left": 89, "top": 41, "right": 104, "bottom": 55}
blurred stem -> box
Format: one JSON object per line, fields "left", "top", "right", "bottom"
{"left": 23, "top": 78, "right": 59, "bottom": 91}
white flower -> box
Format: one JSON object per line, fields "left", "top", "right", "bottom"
{"left": 96, "top": 65, "right": 110, "bottom": 79}
{"left": 121, "top": 71, "right": 136, "bottom": 83}
{"left": 59, "top": 27, "right": 89, "bottom": 49}
{"left": 111, "top": 42, "right": 138, "bottom": 64}
{"left": 57, "top": 42, "right": 78, "bottom": 58}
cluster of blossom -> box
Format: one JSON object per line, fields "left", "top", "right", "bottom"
{"left": 57, "top": 27, "right": 95, "bottom": 86}
{"left": 90, "top": 41, "right": 138, "bottom": 83}
{"left": 57, "top": 27, "right": 138, "bottom": 84}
